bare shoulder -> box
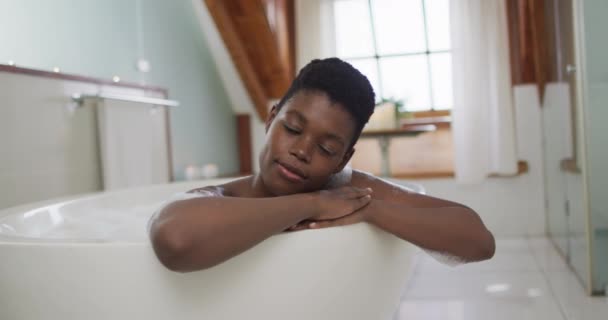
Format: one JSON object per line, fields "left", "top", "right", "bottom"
{"left": 186, "top": 185, "right": 225, "bottom": 197}
{"left": 349, "top": 170, "right": 465, "bottom": 208}
{"left": 349, "top": 170, "right": 416, "bottom": 200}
{"left": 186, "top": 176, "right": 253, "bottom": 197}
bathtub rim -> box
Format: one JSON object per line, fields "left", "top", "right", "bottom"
{"left": 0, "top": 177, "right": 425, "bottom": 244}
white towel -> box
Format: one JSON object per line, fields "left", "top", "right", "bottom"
{"left": 96, "top": 98, "right": 170, "bottom": 190}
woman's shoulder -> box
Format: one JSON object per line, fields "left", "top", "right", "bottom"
{"left": 186, "top": 176, "right": 254, "bottom": 197}
{"left": 349, "top": 170, "right": 417, "bottom": 199}
{"left": 349, "top": 169, "right": 386, "bottom": 188}
{"left": 324, "top": 169, "right": 378, "bottom": 188}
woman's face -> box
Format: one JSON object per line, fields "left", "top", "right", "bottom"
{"left": 258, "top": 90, "right": 357, "bottom": 196}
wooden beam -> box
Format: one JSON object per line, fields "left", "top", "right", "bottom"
{"left": 506, "top": 0, "right": 522, "bottom": 84}
{"left": 263, "top": 0, "right": 296, "bottom": 78}
{"left": 205, "top": 0, "right": 270, "bottom": 120}
{"left": 527, "top": 0, "right": 549, "bottom": 101}
{"left": 506, "top": 0, "right": 551, "bottom": 102}
{"left": 223, "top": 0, "right": 291, "bottom": 98}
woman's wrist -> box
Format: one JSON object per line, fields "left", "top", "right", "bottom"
{"left": 293, "top": 192, "right": 321, "bottom": 220}
{"left": 360, "top": 199, "right": 378, "bottom": 224}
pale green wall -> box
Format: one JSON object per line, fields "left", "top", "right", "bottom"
{"left": 0, "top": 0, "right": 238, "bottom": 179}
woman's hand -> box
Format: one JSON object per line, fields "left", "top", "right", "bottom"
{"left": 283, "top": 187, "right": 372, "bottom": 232}
{"left": 311, "top": 186, "right": 372, "bottom": 221}
{"left": 286, "top": 209, "right": 368, "bottom": 232}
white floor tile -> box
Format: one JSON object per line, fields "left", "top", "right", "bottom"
{"left": 404, "top": 271, "right": 553, "bottom": 299}
{"left": 396, "top": 297, "right": 565, "bottom": 320}
{"left": 527, "top": 236, "right": 570, "bottom": 272}
{"left": 416, "top": 238, "right": 537, "bottom": 274}
{"left": 398, "top": 237, "right": 608, "bottom": 320}
{"left": 544, "top": 271, "right": 608, "bottom": 320}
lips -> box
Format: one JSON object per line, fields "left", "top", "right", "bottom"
{"left": 275, "top": 161, "right": 307, "bottom": 182}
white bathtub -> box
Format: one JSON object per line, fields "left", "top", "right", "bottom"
{"left": 0, "top": 178, "right": 423, "bottom": 320}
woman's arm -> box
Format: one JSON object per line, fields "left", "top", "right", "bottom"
{"left": 297, "top": 172, "right": 495, "bottom": 263}
{"left": 361, "top": 199, "right": 495, "bottom": 262}
{"left": 148, "top": 187, "right": 372, "bottom": 272}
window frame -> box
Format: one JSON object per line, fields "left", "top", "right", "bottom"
{"left": 335, "top": 0, "right": 452, "bottom": 118}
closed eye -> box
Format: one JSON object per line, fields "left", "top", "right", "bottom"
{"left": 319, "top": 145, "right": 336, "bottom": 156}
{"left": 283, "top": 124, "right": 300, "bottom": 134}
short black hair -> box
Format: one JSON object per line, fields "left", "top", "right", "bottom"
{"left": 276, "top": 57, "right": 375, "bottom": 148}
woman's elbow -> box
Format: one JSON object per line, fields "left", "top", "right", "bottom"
{"left": 461, "top": 207, "right": 495, "bottom": 261}
{"left": 149, "top": 221, "right": 193, "bottom": 272}
{"left": 476, "top": 229, "right": 496, "bottom": 261}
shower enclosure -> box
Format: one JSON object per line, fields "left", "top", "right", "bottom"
{"left": 542, "top": 0, "right": 608, "bottom": 295}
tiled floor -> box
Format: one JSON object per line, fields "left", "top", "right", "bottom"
{"left": 394, "top": 237, "right": 608, "bottom": 320}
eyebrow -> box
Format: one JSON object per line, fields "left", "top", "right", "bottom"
{"left": 285, "top": 110, "right": 306, "bottom": 123}
{"left": 285, "top": 110, "right": 346, "bottom": 146}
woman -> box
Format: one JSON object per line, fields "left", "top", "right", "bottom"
{"left": 149, "top": 58, "right": 495, "bottom": 272}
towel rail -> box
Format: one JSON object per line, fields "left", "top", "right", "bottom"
{"left": 71, "top": 93, "right": 179, "bottom": 107}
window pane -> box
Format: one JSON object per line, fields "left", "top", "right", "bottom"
{"left": 347, "top": 58, "right": 381, "bottom": 102}
{"left": 371, "top": 0, "right": 426, "bottom": 55}
{"left": 425, "top": 0, "right": 451, "bottom": 51}
{"left": 430, "top": 53, "right": 453, "bottom": 109}
{"left": 334, "top": 0, "right": 375, "bottom": 57}
{"left": 379, "top": 55, "right": 431, "bottom": 111}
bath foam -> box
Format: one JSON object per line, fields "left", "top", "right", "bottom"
{"left": 424, "top": 249, "right": 467, "bottom": 267}
{"left": 36, "top": 203, "right": 158, "bottom": 241}
{"left": 0, "top": 189, "right": 222, "bottom": 241}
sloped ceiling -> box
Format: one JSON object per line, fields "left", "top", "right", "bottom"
{"left": 204, "top": 0, "right": 295, "bottom": 121}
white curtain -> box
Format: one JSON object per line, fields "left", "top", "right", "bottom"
{"left": 450, "top": 0, "right": 518, "bottom": 183}
{"left": 295, "top": 0, "right": 336, "bottom": 69}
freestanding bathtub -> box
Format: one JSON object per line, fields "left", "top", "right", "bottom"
{"left": 0, "top": 178, "right": 423, "bottom": 320}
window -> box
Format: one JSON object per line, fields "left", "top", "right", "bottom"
{"left": 333, "top": 0, "right": 452, "bottom": 112}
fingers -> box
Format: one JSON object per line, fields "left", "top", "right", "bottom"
{"left": 285, "top": 225, "right": 304, "bottom": 232}
{"left": 310, "top": 212, "right": 364, "bottom": 229}
{"left": 353, "top": 194, "right": 372, "bottom": 211}
{"left": 287, "top": 224, "right": 308, "bottom": 231}
{"left": 286, "top": 220, "right": 313, "bottom": 231}
{"left": 308, "top": 221, "right": 323, "bottom": 229}
{"left": 307, "top": 220, "right": 332, "bottom": 229}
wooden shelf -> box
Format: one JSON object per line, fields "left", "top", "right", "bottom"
{"left": 390, "top": 161, "right": 529, "bottom": 180}
{"left": 361, "top": 125, "right": 436, "bottom": 138}
{"left": 400, "top": 116, "right": 451, "bottom": 129}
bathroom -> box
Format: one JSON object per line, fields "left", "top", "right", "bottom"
{"left": 0, "top": 0, "right": 606, "bottom": 319}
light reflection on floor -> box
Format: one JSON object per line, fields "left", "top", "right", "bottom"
{"left": 394, "top": 237, "right": 608, "bottom": 320}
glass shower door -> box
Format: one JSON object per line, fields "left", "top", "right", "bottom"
{"left": 542, "top": 0, "right": 592, "bottom": 293}
{"left": 544, "top": 0, "right": 608, "bottom": 295}
{"left": 578, "top": 0, "right": 608, "bottom": 295}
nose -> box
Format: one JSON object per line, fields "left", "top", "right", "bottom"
{"left": 289, "top": 136, "right": 313, "bottom": 163}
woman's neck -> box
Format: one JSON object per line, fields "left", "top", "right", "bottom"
{"left": 248, "top": 174, "right": 275, "bottom": 198}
